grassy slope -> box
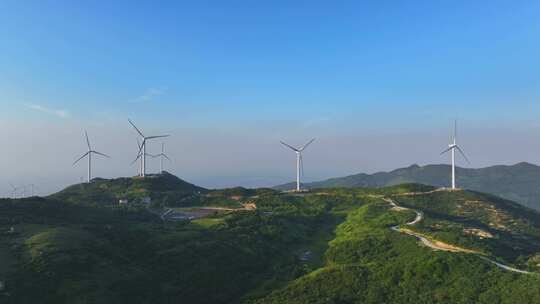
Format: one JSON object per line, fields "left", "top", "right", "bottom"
{"left": 275, "top": 162, "right": 540, "bottom": 211}
{"left": 254, "top": 187, "right": 540, "bottom": 304}
{"left": 392, "top": 190, "right": 540, "bottom": 270}
{"left": 0, "top": 193, "right": 344, "bottom": 304}
{"left": 50, "top": 171, "right": 206, "bottom": 206}
{"left": 3, "top": 184, "right": 540, "bottom": 303}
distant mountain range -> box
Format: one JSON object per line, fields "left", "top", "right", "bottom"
{"left": 275, "top": 162, "right": 540, "bottom": 211}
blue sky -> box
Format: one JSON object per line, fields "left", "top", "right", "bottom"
{"left": 1, "top": 1, "right": 540, "bottom": 194}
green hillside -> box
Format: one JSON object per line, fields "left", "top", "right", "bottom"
{"left": 255, "top": 192, "right": 540, "bottom": 303}
{"left": 50, "top": 171, "right": 206, "bottom": 206}
{"left": 2, "top": 184, "right": 540, "bottom": 303}
{"left": 275, "top": 162, "right": 540, "bottom": 211}
{"left": 0, "top": 192, "right": 342, "bottom": 304}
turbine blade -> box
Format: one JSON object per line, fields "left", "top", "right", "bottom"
{"left": 162, "top": 142, "right": 165, "bottom": 153}
{"left": 85, "top": 131, "right": 91, "bottom": 150}
{"left": 299, "top": 138, "right": 316, "bottom": 151}
{"left": 146, "top": 135, "right": 170, "bottom": 140}
{"left": 440, "top": 146, "right": 453, "bottom": 155}
{"left": 137, "top": 139, "right": 141, "bottom": 150}
{"left": 92, "top": 151, "right": 110, "bottom": 158}
{"left": 73, "top": 151, "right": 90, "bottom": 165}
{"left": 130, "top": 154, "right": 141, "bottom": 165}
{"left": 456, "top": 145, "right": 470, "bottom": 164}
{"left": 128, "top": 119, "right": 145, "bottom": 137}
{"left": 136, "top": 139, "right": 145, "bottom": 158}
{"left": 163, "top": 153, "right": 171, "bottom": 161}
{"left": 280, "top": 141, "right": 299, "bottom": 152}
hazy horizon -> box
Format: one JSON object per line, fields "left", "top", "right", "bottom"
{"left": 2, "top": 117, "right": 540, "bottom": 196}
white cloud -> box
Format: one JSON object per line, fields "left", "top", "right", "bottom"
{"left": 131, "top": 87, "right": 166, "bottom": 103}
{"left": 27, "top": 104, "right": 70, "bottom": 118}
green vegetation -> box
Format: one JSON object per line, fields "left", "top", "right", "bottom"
{"left": 393, "top": 190, "right": 540, "bottom": 270}
{"left": 275, "top": 162, "right": 540, "bottom": 211}
{"left": 50, "top": 171, "right": 206, "bottom": 206}
{"left": 0, "top": 191, "right": 347, "bottom": 304}
{"left": 255, "top": 190, "right": 540, "bottom": 304}
{"left": 177, "top": 187, "right": 278, "bottom": 208}
{"left": 190, "top": 217, "right": 225, "bottom": 229}
{"left": 2, "top": 177, "right": 540, "bottom": 303}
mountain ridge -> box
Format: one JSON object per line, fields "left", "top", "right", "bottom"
{"left": 3, "top": 183, "right": 540, "bottom": 302}
{"left": 50, "top": 171, "right": 206, "bottom": 205}
{"left": 275, "top": 162, "right": 540, "bottom": 211}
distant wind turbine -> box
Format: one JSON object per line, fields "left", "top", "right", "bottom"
{"left": 73, "top": 131, "right": 110, "bottom": 183}
{"left": 128, "top": 119, "right": 170, "bottom": 177}
{"left": 153, "top": 142, "right": 171, "bottom": 174}
{"left": 280, "top": 138, "right": 316, "bottom": 192}
{"left": 9, "top": 183, "right": 20, "bottom": 198}
{"left": 27, "top": 184, "right": 37, "bottom": 196}
{"left": 440, "top": 121, "right": 470, "bottom": 190}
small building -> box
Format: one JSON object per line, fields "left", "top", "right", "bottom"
{"left": 118, "top": 199, "right": 129, "bottom": 205}
{"left": 141, "top": 197, "right": 151, "bottom": 204}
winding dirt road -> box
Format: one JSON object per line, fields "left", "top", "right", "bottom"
{"left": 383, "top": 196, "right": 534, "bottom": 275}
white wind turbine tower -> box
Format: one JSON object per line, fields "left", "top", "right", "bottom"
{"left": 131, "top": 139, "right": 156, "bottom": 176}
{"left": 280, "top": 138, "right": 316, "bottom": 192}
{"left": 128, "top": 119, "right": 170, "bottom": 177}
{"left": 73, "top": 131, "right": 110, "bottom": 183}
{"left": 136, "top": 139, "right": 143, "bottom": 176}
{"left": 131, "top": 139, "right": 143, "bottom": 176}
{"left": 154, "top": 142, "right": 171, "bottom": 174}
{"left": 440, "top": 121, "right": 470, "bottom": 190}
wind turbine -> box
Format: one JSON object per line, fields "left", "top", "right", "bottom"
{"left": 73, "top": 131, "right": 110, "bottom": 183}
{"left": 153, "top": 142, "right": 171, "bottom": 174}
{"left": 128, "top": 119, "right": 170, "bottom": 177}
{"left": 130, "top": 139, "right": 144, "bottom": 176}
{"left": 131, "top": 139, "right": 157, "bottom": 176}
{"left": 20, "top": 185, "right": 27, "bottom": 197}
{"left": 9, "top": 183, "right": 20, "bottom": 198}
{"left": 136, "top": 139, "right": 143, "bottom": 176}
{"left": 440, "top": 121, "right": 470, "bottom": 190}
{"left": 280, "top": 138, "right": 316, "bottom": 192}
{"left": 26, "top": 184, "right": 37, "bottom": 196}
